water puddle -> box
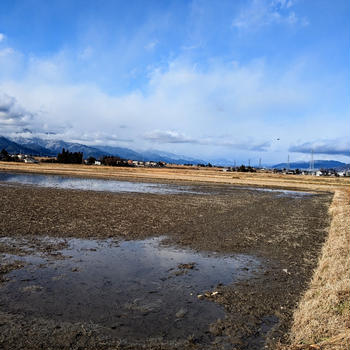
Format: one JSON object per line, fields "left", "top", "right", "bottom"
{"left": 0, "top": 171, "right": 314, "bottom": 197}
{"left": 240, "top": 186, "right": 313, "bottom": 197}
{"left": 0, "top": 237, "right": 261, "bottom": 342}
{"left": 0, "top": 172, "right": 203, "bottom": 195}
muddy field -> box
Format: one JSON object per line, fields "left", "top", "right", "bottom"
{"left": 0, "top": 178, "right": 332, "bottom": 350}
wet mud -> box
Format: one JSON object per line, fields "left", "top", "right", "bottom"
{"left": 0, "top": 177, "right": 332, "bottom": 349}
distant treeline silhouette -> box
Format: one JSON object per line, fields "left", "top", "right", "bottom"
{"left": 101, "top": 156, "right": 131, "bottom": 167}
{"left": 57, "top": 148, "right": 83, "bottom": 164}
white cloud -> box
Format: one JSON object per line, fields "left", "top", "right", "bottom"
{"left": 0, "top": 47, "right": 14, "bottom": 57}
{"left": 0, "top": 33, "right": 6, "bottom": 42}
{"left": 144, "top": 40, "right": 159, "bottom": 51}
{"left": 232, "top": 0, "right": 308, "bottom": 30}
{"left": 272, "top": 0, "right": 295, "bottom": 10}
{"left": 0, "top": 42, "right": 346, "bottom": 161}
{"left": 144, "top": 130, "right": 197, "bottom": 144}
{"left": 78, "top": 46, "right": 94, "bottom": 60}
{"left": 0, "top": 93, "right": 35, "bottom": 133}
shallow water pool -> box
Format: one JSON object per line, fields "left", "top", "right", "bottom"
{"left": 0, "top": 236, "right": 261, "bottom": 342}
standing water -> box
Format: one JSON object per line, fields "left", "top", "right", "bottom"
{"left": 0, "top": 236, "right": 261, "bottom": 342}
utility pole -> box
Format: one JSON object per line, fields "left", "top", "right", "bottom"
{"left": 248, "top": 159, "right": 250, "bottom": 167}
{"left": 259, "top": 158, "right": 262, "bottom": 168}
{"left": 309, "top": 150, "right": 314, "bottom": 173}
{"left": 287, "top": 154, "right": 290, "bottom": 170}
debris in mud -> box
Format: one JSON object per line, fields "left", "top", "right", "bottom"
{"left": 177, "top": 263, "right": 196, "bottom": 270}
{"left": 0, "top": 261, "right": 25, "bottom": 282}
{"left": 21, "top": 285, "right": 42, "bottom": 293}
{"left": 197, "top": 290, "right": 221, "bottom": 300}
{"left": 170, "top": 262, "right": 197, "bottom": 276}
{"left": 175, "top": 308, "right": 188, "bottom": 318}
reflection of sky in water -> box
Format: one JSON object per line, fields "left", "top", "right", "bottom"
{"left": 0, "top": 172, "right": 201, "bottom": 194}
{"left": 0, "top": 236, "right": 261, "bottom": 341}
{"left": 0, "top": 171, "right": 313, "bottom": 197}
{"left": 240, "top": 186, "right": 313, "bottom": 197}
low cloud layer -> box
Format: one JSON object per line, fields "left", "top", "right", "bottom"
{"left": 289, "top": 139, "right": 350, "bottom": 157}
{"left": 0, "top": 93, "right": 34, "bottom": 132}
{"left": 144, "top": 130, "right": 197, "bottom": 144}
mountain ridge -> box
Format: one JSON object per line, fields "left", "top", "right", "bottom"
{"left": 272, "top": 160, "right": 348, "bottom": 170}
{"left": 1, "top": 135, "right": 348, "bottom": 167}
{"left": 1, "top": 135, "right": 206, "bottom": 164}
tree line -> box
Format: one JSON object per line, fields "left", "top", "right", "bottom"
{"left": 57, "top": 148, "right": 83, "bottom": 164}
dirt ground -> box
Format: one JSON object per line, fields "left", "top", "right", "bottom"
{"left": 0, "top": 180, "right": 333, "bottom": 350}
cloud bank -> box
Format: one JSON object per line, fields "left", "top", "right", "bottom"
{"left": 289, "top": 139, "right": 350, "bottom": 157}
{"left": 0, "top": 93, "right": 34, "bottom": 132}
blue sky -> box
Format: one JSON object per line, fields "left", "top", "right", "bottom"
{"left": 0, "top": 0, "right": 348, "bottom": 164}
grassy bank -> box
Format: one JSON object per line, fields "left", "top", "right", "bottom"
{"left": 281, "top": 189, "right": 350, "bottom": 350}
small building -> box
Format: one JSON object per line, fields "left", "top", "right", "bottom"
{"left": 94, "top": 160, "right": 101, "bottom": 166}
{"left": 24, "top": 157, "right": 38, "bottom": 164}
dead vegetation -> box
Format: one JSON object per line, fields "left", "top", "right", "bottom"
{"left": 279, "top": 189, "right": 350, "bottom": 350}
{"left": 0, "top": 161, "right": 349, "bottom": 192}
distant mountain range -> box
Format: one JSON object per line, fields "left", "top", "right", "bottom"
{"left": 1, "top": 135, "right": 348, "bottom": 168}
{"left": 0, "top": 136, "right": 41, "bottom": 155}
{"left": 0, "top": 135, "right": 205, "bottom": 165}
{"left": 272, "top": 160, "right": 350, "bottom": 170}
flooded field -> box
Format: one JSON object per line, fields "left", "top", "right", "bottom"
{"left": 0, "top": 236, "right": 260, "bottom": 345}
{"left": 0, "top": 175, "right": 332, "bottom": 349}
{"left": 0, "top": 171, "right": 313, "bottom": 197}
{"left": 0, "top": 171, "right": 204, "bottom": 195}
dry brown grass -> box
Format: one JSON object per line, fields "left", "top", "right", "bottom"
{"left": 0, "top": 161, "right": 349, "bottom": 192}
{"left": 279, "top": 189, "right": 350, "bottom": 350}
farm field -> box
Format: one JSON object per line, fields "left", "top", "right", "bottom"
{"left": 0, "top": 163, "right": 349, "bottom": 350}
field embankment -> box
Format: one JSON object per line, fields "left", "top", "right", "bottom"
{"left": 280, "top": 189, "right": 350, "bottom": 350}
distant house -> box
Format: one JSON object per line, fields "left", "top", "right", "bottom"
{"left": 94, "top": 160, "right": 101, "bottom": 166}
{"left": 24, "top": 157, "right": 38, "bottom": 164}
